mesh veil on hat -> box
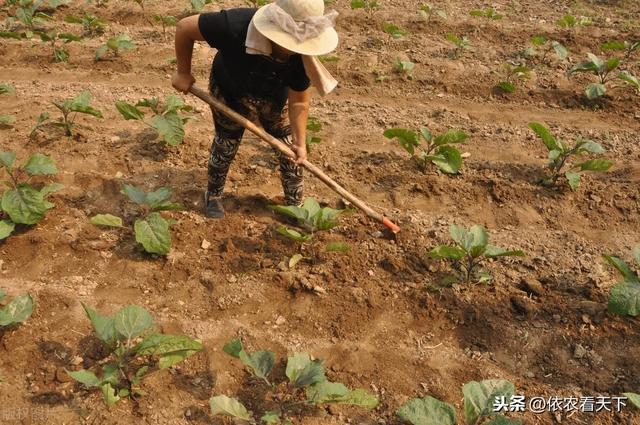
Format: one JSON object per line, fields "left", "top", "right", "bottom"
{"left": 252, "top": 0, "right": 339, "bottom": 56}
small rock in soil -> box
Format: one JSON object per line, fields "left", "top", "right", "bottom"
{"left": 510, "top": 296, "right": 534, "bottom": 316}
{"left": 576, "top": 300, "right": 605, "bottom": 316}
{"left": 55, "top": 367, "right": 72, "bottom": 383}
{"left": 519, "top": 277, "right": 545, "bottom": 296}
{"left": 573, "top": 344, "right": 587, "bottom": 359}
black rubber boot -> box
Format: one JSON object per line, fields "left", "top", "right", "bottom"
{"left": 204, "top": 190, "right": 225, "bottom": 219}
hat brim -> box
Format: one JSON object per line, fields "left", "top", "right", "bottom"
{"left": 252, "top": 4, "right": 339, "bottom": 56}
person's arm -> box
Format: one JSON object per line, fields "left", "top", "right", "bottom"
{"left": 288, "top": 88, "right": 311, "bottom": 166}
{"left": 172, "top": 15, "right": 205, "bottom": 93}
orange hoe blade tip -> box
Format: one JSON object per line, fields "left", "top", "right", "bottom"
{"left": 382, "top": 217, "right": 401, "bottom": 233}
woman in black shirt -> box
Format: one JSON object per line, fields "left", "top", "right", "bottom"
{"left": 172, "top": 0, "right": 339, "bottom": 218}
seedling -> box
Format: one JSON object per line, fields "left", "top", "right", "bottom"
{"left": 209, "top": 338, "right": 378, "bottom": 424}
{"left": 115, "top": 95, "right": 193, "bottom": 146}
{"left": 0, "top": 152, "right": 63, "bottom": 240}
{"left": 419, "top": 4, "right": 446, "bottom": 22}
{"left": 528, "top": 122, "right": 613, "bottom": 190}
{"left": 383, "top": 23, "right": 407, "bottom": 39}
{"left": 397, "top": 379, "right": 520, "bottom": 425}
{"left": 602, "top": 40, "right": 639, "bottom": 63}
{"left": 29, "top": 112, "right": 49, "bottom": 139}
{"left": 469, "top": 7, "right": 502, "bottom": 20}
{"left": 189, "top": 0, "right": 212, "bottom": 12}
{"left": 0, "top": 84, "right": 16, "bottom": 95}
{"left": 0, "top": 115, "right": 16, "bottom": 126}
{"left": 522, "top": 36, "right": 568, "bottom": 65}
{"left": 67, "top": 304, "right": 203, "bottom": 406}
{"left": 384, "top": 127, "right": 468, "bottom": 174}
{"left": 446, "top": 33, "right": 471, "bottom": 58}
{"left": 427, "top": 224, "right": 524, "bottom": 284}
{"left": 350, "top": 0, "right": 379, "bottom": 17}
{"left": 0, "top": 290, "right": 33, "bottom": 329}
{"left": 393, "top": 57, "right": 415, "bottom": 77}
{"left": 153, "top": 14, "right": 177, "bottom": 41}
{"left": 32, "top": 91, "right": 102, "bottom": 137}
{"left": 39, "top": 29, "right": 81, "bottom": 62}
{"left": 65, "top": 12, "right": 105, "bottom": 37}
{"left": 90, "top": 184, "right": 182, "bottom": 255}
{"left": 305, "top": 117, "right": 322, "bottom": 153}
{"left": 557, "top": 14, "right": 591, "bottom": 29}
{"left": 95, "top": 34, "right": 136, "bottom": 60}
{"left": 567, "top": 53, "right": 636, "bottom": 99}
{"left": 131, "top": 0, "right": 153, "bottom": 25}
{"left": 602, "top": 246, "right": 640, "bottom": 316}
{"left": 1, "top": 0, "right": 51, "bottom": 39}
{"left": 496, "top": 63, "right": 530, "bottom": 93}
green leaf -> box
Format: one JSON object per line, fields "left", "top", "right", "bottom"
{"left": 114, "top": 305, "right": 154, "bottom": 341}
{"left": 0, "top": 220, "right": 15, "bottom": 240}
{"left": 151, "top": 112, "right": 185, "bottom": 146}
{"left": 396, "top": 396, "right": 456, "bottom": 425}
{"left": 307, "top": 382, "right": 379, "bottom": 408}
{"left": 90, "top": 214, "right": 124, "bottom": 228}
{"left": 528, "top": 122, "right": 558, "bottom": 151}
{"left": 551, "top": 41, "right": 568, "bottom": 59}
{"left": 326, "top": 242, "right": 350, "bottom": 252}
{"left": 101, "top": 383, "right": 120, "bottom": 406}
{"left": 145, "top": 187, "right": 172, "bottom": 206}
{"left": 115, "top": 101, "right": 145, "bottom": 120}
{"left": 121, "top": 184, "right": 147, "bottom": 204}
{"left": 450, "top": 224, "right": 473, "bottom": 252}
{"left": 576, "top": 139, "right": 604, "bottom": 154}
{"left": 209, "top": 395, "right": 252, "bottom": 421}
{"left": 384, "top": 128, "right": 420, "bottom": 155}
{"left": 0, "top": 84, "right": 15, "bottom": 95}
{"left": 134, "top": 213, "right": 171, "bottom": 255}
{"left": 498, "top": 82, "right": 515, "bottom": 93}
{"left": 419, "top": 127, "right": 433, "bottom": 142}
{"left": 40, "top": 182, "right": 64, "bottom": 197}
{"left": 66, "top": 369, "right": 101, "bottom": 388}
{"left": 81, "top": 303, "right": 116, "bottom": 343}
{"left": 101, "top": 363, "right": 120, "bottom": 386}
{"left": 427, "top": 245, "right": 466, "bottom": 260}
{"left": 0, "top": 151, "right": 16, "bottom": 169}
{"left": 623, "top": 393, "right": 640, "bottom": 409}
{"left": 602, "top": 254, "right": 638, "bottom": 283}
{"left": 23, "top": 154, "right": 57, "bottom": 176}
{"left": 95, "top": 44, "right": 108, "bottom": 60}
{"left": 307, "top": 116, "right": 322, "bottom": 132}
{"left": 577, "top": 159, "right": 612, "bottom": 172}
{"left": 164, "top": 95, "right": 189, "bottom": 114}
{"left": 382, "top": 23, "right": 407, "bottom": 38}
{"left": 134, "top": 334, "right": 203, "bottom": 369}
{"left": 429, "top": 145, "right": 462, "bottom": 174}
{"left": 276, "top": 226, "right": 312, "bottom": 243}
{"left": 239, "top": 349, "right": 275, "bottom": 381}
{"left": 586, "top": 83, "right": 606, "bottom": 99}
{"left": 433, "top": 129, "right": 468, "bottom": 146}
{"left": 463, "top": 380, "right": 515, "bottom": 425}
{"left": 484, "top": 245, "right": 525, "bottom": 258}
{"left": 223, "top": 338, "right": 243, "bottom": 358}
{"left": 0, "top": 294, "right": 33, "bottom": 327}
{"left": 1, "top": 184, "right": 49, "bottom": 225}
{"left": 565, "top": 170, "right": 581, "bottom": 190}
{"left": 0, "top": 115, "right": 16, "bottom": 125}
{"left": 609, "top": 281, "right": 640, "bottom": 316}
{"left": 602, "top": 40, "right": 626, "bottom": 50}
{"left": 618, "top": 71, "right": 640, "bottom": 92}
{"left": 261, "top": 411, "right": 281, "bottom": 424}
{"left": 286, "top": 352, "right": 326, "bottom": 388}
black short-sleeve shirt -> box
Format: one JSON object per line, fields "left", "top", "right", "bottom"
{"left": 198, "top": 8, "right": 311, "bottom": 103}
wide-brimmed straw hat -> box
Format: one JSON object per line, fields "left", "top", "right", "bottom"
{"left": 252, "top": 0, "right": 339, "bottom": 56}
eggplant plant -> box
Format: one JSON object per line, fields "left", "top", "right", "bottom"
{"left": 305, "top": 116, "right": 322, "bottom": 153}
{"left": 350, "top": 0, "right": 379, "bottom": 16}
{"left": 522, "top": 36, "right": 568, "bottom": 65}
{"left": 469, "top": 7, "right": 502, "bottom": 20}
{"left": 0, "top": 152, "right": 63, "bottom": 240}
{"left": 32, "top": 91, "right": 102, "bottom": 137}
{"left": 67, "top": 304, "right": 203, "bottom": 406}
{"left": 209, "top": 338, "right": 378, "bottom": 424}
{"left": 419, "top": 4, "right": 446, "bottom": 22}
{"left": 602, "top": 40, "right": 639, "bottom": 63}
{"left": 384, "top": 127, "right": 468, "bottom": 174}
{"left": 496, "top": 63, "right": 530, "bottom": 93}
{"left": 528, "top": 122, "right": 612, "bottom": 190}
{"left": 153, "top": 14, "right": 177, "bottom": 41}
{"left": 65, "top": 12, "right": 105, "bottom": 37}
{"left": 115, "top": 95, "right": 193, "bottom": 146}
{"left": 397, "top": 380, "right": 520, "bottom": 425}
{"left": 427, "top": 224, "right": 524, "bottom": 284}
{"left": 90, "top": 184, "right": 182, "bottom": 256}
{"left": 446, "top": 33, "right": 471, "bottom": 58}
{"left": 567, "top": 53, "right": 639, "bottom": 99}
{"left": 189, "top": 0, "right": 212, "bottom": 12}
{"left": 39, "top": 29, "right": 81, "bottom": 62}
{"left": 95, "top": 34, "right": 136, "bottom": 60}
{"left": 383, "top": 22, "right": 407, "bottom": 39}
{"left": 269, "top": 197, "right": 344, "bottom": 242}
{"left": 557, "top": 14, "right": 591, "bottom": 29}
{"left": 602, "top": 246, "right": 640, "bottom": 316}
{"left": 0, "top": 290, "right": 33, "bottom": 329}
{"left": 394, "top": 58, "right": 415, "bottom": 77}
{"left": 0, "top": 0, "right": 51, "bottom": 39}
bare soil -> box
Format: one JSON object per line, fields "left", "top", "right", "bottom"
{"left": 1, "top": 0, "right": 639, "bottom": 424}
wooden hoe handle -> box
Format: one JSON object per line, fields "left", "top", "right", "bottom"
{"left": 189, "top": 85, "right": 401, "bottom": 233}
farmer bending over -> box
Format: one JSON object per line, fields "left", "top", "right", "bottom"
{"left": 172, "top": 0, "right": 339, "bottom": 218}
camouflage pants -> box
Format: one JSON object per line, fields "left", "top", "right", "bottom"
{"left": 207, "top": 78, "right": 303, "bottom": 206}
